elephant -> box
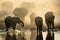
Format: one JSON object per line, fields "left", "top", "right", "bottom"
{"left": 4, "top": 16, "right": 24, "bottom": 31}
{"left": 35, "top": 16, "right": 43, "bottom": 35}
{"left": 45, "top": 12, "right": 55, "bottom": 30}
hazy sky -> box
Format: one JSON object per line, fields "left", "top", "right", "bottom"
{"left": 0, "top": 0, "right": 60, "bottom": 25}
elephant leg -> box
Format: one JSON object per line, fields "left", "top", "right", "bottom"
{"left": 39, "top": 26, "right": 42, "bottom": 35}
{"left": 46, "top": 22, "right": 50, "bottom": 31}
{"left": 6, "top": 26, "right": 10, "bottom": 31}
{"left": 52, "top": 22, "right": 54, "bottom": 29}
{"left": 37, "top": 27, "right": 39, "bottom": 35}
{"left": 47, "top": 24, "right": 50, "bottom": 31}
{"left": 49, "top": 23, "right": 51, "bottom": 29}
{"left": 39, "top": 29, "right": 41, "bottom": 35}
{"left": 6, "top": 27, "right": 8, "bottom": 31}
{"left": 12, "top": 27, "right": 15, "bottom": 31}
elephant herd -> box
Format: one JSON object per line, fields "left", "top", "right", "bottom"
{"left": 35, "top": 11, "right": 55, "bottom": 40}
{"left": 4, "top": 11, "right": 55, "bottom": 40}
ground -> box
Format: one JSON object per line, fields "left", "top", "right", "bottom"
{"left": 0, "top": 30, "right": 60, "bottom": 40}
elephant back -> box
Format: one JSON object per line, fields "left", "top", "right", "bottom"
{"left": 45, "top": 12, "right": 55, "bottom": 23}
{"left": 45, "top": 12, "right": 53, "bottom": 18}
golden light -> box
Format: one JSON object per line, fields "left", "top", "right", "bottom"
{"left": 0, "top": 0, "right": 60, "bottom": 25}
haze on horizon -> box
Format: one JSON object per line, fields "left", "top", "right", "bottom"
{"left": 0, "top": 0, "right": 60, "bottom": 26}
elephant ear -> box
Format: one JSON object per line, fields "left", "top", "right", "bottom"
{"left": 14, "top": 17, "right": 24, "bottom": 27}
{"left": 14, "top": 17, "right": 21, "bottom": 24}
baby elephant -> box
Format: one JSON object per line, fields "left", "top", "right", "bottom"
{"left": 35, "top": 16, "right": 43, "bottom": 35}
{"left": 4, "top": 16, "right": 24, "bottom": 31}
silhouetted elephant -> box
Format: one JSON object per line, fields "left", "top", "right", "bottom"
{"left": 35, "top": 16, "right": 43, "bottom": 35}
{"left": 4, "top": 16, "right": 24, "bottom": 31}
{"left": 46, "top": 31, "right": 54, "bottom": 40}
{"left": 45, "top": 12, "right": 55, "bottom": 30}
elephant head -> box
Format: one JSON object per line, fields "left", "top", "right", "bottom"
{"left": 14, "top": 17, "right": 24, "bottom": 27}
